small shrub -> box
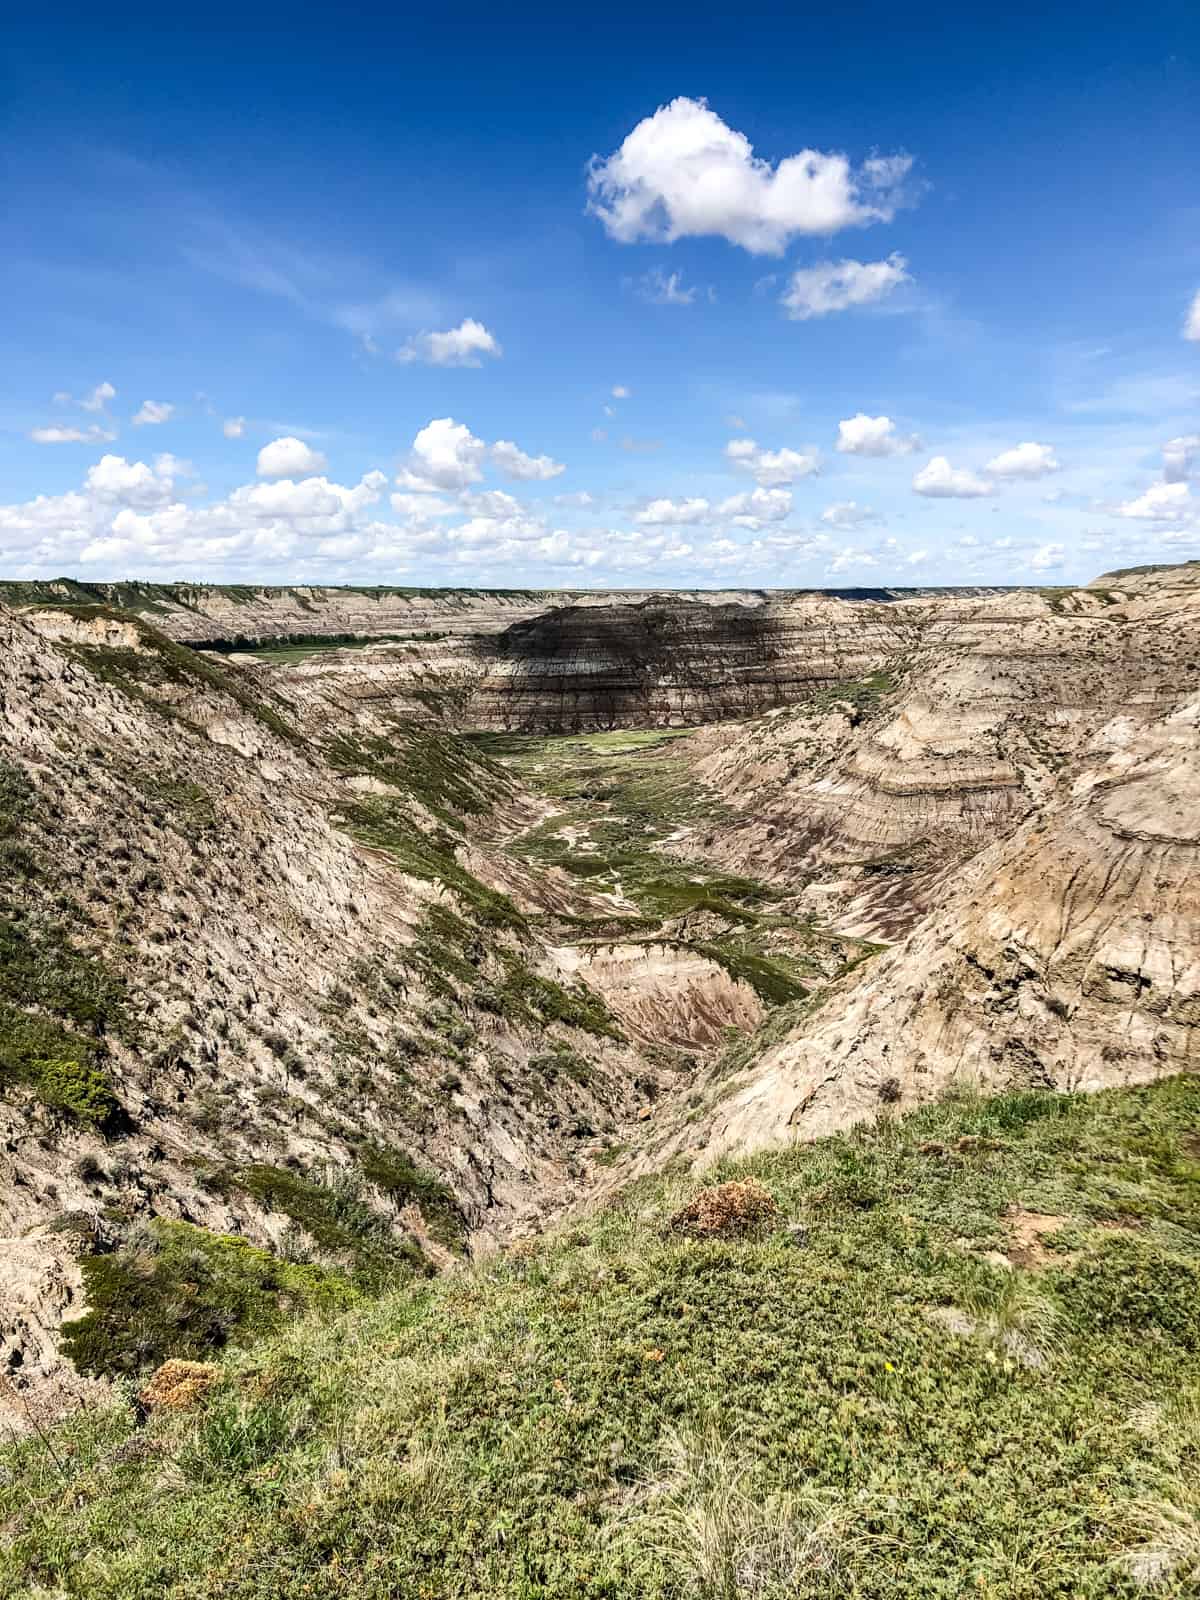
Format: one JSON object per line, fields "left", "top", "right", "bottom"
{"left": 139, "top": 1359, "right": 222, "bottom": 1413}
{"left": 1061, "top": 1237, "right": 1200, "bottom": 1350}
{"left": 668, "top": 1179, "right": 779, "bottom": 1240}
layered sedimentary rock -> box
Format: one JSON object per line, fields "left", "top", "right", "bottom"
{"left": 672, "top": 587, "right": 1200, "bottom": 936}
{"left": 681, "top": 691, "right": 1200, "bottom": 1168}
{"left": 0, "top": 578, "right": 1020, "bottom": 647}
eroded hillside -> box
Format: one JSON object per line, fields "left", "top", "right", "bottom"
{"left": 1, "top": 567, "right": 1198, "bottom": 1438}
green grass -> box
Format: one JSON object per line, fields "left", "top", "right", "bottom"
{"left": 61, "top": 1221, "right": 358, "bottom": 1379}
{"left": 476, "top": 730, "right": 865, "bottom": 1013}
{"left": 207, "top": 1163, "right": 435, "bottom": 1290}
{"left": 0, "top": 768, "right": 131, "bottom": 1125}
{"left": 5, "top": 1076, "right": 1200, "bottom": 1597}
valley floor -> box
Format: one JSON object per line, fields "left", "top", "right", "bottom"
{"left": 4, "top": 1074, "right": 1199, "bottom": 1597}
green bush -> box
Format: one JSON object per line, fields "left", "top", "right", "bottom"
{"left": 62, "top": 1220, "right": 357, "bottom": 1378}
{"left": 0, "top": 1005, "right": 121, "bottom": 1127}
{"left": 1061, "top": 1234, "right": 1200, "bottom": 1349}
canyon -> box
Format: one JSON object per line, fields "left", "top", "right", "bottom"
{"left": 0, "top": 561, "right": 1197, "bottom": 1437}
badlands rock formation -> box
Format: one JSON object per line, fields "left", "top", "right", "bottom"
{"left": 0, "top": 562, "right": 1197, "bottom": 1427}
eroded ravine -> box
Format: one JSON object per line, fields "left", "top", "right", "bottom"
{"left": 467, "top": 728, "right": 880, "bottom": 1085}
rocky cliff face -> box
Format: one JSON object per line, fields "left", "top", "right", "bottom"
{"left": 676, "top": 691, "right": 1200, "bottom": 1168}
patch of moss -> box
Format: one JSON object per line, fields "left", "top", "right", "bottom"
{"left": 61, "top": 1220, "right": 357, "bottom": 1378}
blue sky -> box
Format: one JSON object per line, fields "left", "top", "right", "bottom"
{"left": 2, "top": 0, "right": 1199, "bottom": 588}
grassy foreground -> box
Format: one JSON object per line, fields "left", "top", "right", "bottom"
{"left": 4, "top": 1076, "right": 1200, "bottom": 1598}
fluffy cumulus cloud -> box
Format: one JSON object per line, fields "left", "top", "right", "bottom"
{"left": 397, "top": 419, "right": 565, "bottom": 491}
{"left": 718, "top": 488, "right": 792, "bottom": 528}
{"left": 490, "top": 440, "right": 565, "bottom": 481}
{"left": 635, "top": 497, "right": 711, "bottom": 526}
{"left": 1162, "top": 435, "right": 1199, "bottom": 483}
{"left": 835, "top": 413, "right": 919, "bottom": 457}
{"left": 634, "top": 488, "right": 792, "bottom": 531}
{"left": 587, "top": 97, "right": 912, "bottom": 255}
{"left": 725, "top": 437, "right": 819, "bottom": 486}
{"left": 85, "top": 453, "right": 176, "bottom": 508}
{"left": 1115, "top": 481, "right": 1193, "bottom": 521}
{"left": 781, "top": 254, "right": 910, "bottom": 320}
{"left": 396, "top": 318, "right": 502, "bottom": 368}
{"left": 1184, "top": 289, "right": 1200, "bottom": 342}
{"left": 912, "top": 456, "right": 994, "bottom": 499}
{"left": 257, "top": 436, "right": 329, "bottom": 479}
{"left": 985, "top": 441, "right": 1060, "bottom": 479}
{"left": 397, "top": 419, "right": 488, "bottom": 491}
{"left": 223, "top": 416, "right": 246, "bottom": 439}
{"left": 132, "top": 400, "right": 174, "bottom": 426}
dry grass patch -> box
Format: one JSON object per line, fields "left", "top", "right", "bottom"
{"left": 667, "top": 1179, "right": 779, "bottom": 1240}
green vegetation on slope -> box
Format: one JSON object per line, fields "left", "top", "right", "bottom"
{"left": 0, "top": 754, "right": 131, "bottom": 1126}
{"left": 44, "top": 603, "right": 305, "bottom": 746}
{"left": 6, "top": 1076, "right": 1200, "bottom": 1597}
{"left": 62, "top": 1221, "right": 358, "bottom": 1379}
{"left": 471, "top": 729, "right": 871, "bottom": 1007}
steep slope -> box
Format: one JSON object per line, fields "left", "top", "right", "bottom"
{"left": 0, "top": 602, "right": 690, "bottom": 1424}
{"left": 673, "top": 587, "right": 1200, "bottom": 938}
{"left": 676, "top": 692, "right": 1200, "bottom": 1168}
{"left": 4, "top": 1076, "right": 1200, "bottom": 1598}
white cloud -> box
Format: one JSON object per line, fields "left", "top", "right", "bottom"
{"left": 725, "top": 437, "right": 819, "bottom": 487}
{"left": 635, "top": 497, "right": 711, "bottom": 526}
{"left": 635, "top": 268, "right": 697, "bottom": 305}
{"left": 223, "top": 416, "right": 246, "bottom": 439}
{"left": 81, "top": 382, "right": 116, "bottom": 413}
{"left": 632, "top": 488, "right": 791, "bottom": 531}
{"left": 717, "top": 488, "right": 792, "bottom": 528}
{"left": 821, "top": 500, "right": 876, "bottom": 528}
{"left": 985, "top": 441, "right": 1060, "bottom": 479}
{"left": 257, "top": 436, "right": 329, "bottom": 478}
{"left": 907, "top": 549, "right": 928, "bottom": 565}
{"left": 85, "top": 454, "right": 176, "bottom": 508}
{"left": 1162, "top": 435, "right": 1200, "bottom": 483}
{"left": 1114, "top": 480, "right": 1192, "bottom": 521}
{"left": 1184, "top": 289, "right": 1200, "bottom": 342}
{"left": 490, "top": 440, "right": 566, "bottom": 481}
{"left": 587, "top": 96, "right": 912, "bottom": 255}
{"left": 132, "top": 400, "right": 174, "bottom": 426}
{"left": 1030, "top": 543, "right": 1065, "bottom": 571}
{"left": 396, "top": 318, "right": 502, "bottom": 368}
{"left": 154, "top": 453, "right": 197, "bottom": 479}
{"left": 781, "top": 254, "right": 910, "bottom": 320}
{"left": 397, "top": 418, "right": 487, "bottom": 491}
{"left": 835, "top": 413, "right": 919, "bottom": 457}
{"left": 29, "top": 424, "right": 116, "bottom": 445}
{"left": 827, "top": 547, "right": 879, "bottom": 574}
{"left": 912, "top": 456, "right": 994, "bottom": 498}
{"left": 612, "top": 385, "right": 631, "bottom": 399}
